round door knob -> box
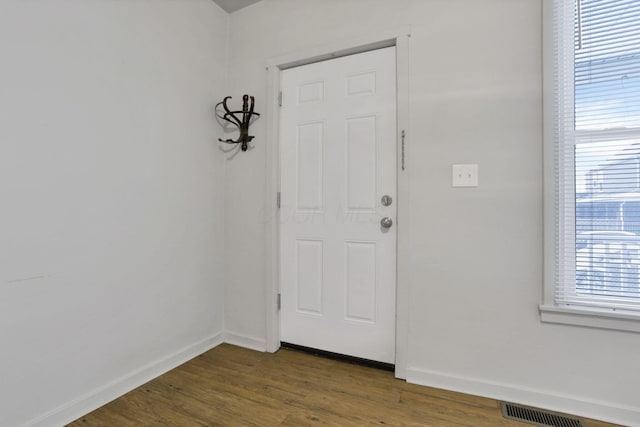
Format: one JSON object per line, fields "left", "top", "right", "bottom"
{"left": 380, "top": 217, "right": 393, "bottom": 229}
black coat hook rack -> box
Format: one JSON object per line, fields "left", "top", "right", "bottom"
{"left": 216, "top": 95, "right": 260, "bottom": 151}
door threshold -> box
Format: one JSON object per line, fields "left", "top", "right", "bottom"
{"left": 280, "top": 342, "right": 395, "bottom": 372}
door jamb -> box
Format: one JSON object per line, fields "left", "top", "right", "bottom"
{"left": 264, "top": 28, "right": 411, "bottom": 379}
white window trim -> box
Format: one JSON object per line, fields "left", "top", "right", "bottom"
{"left": 540, "top": 304, "right": 640, "bottom": 333}
{"left": 540, "top": 0, "right": 640, "bottom": 332}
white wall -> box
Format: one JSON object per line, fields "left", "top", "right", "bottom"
{"left": 0, "top": 1, "right": 228, "bottom": 426}
{"left": 225, "top": 1, "right": 640, "bottom": 425}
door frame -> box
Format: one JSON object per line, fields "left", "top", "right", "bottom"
{"left": 264, "top": 28, "right": 411, "bottom": 379}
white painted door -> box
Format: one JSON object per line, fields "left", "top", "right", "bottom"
{"left": 279, "top": 47, "right": 397, "bottom": 364}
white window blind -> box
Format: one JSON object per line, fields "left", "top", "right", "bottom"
{"left": 552, "top": 0, "right": 640, "bottom": 313}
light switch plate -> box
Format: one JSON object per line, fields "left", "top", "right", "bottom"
{"left": 452, "top": 164, "right": 479, "bottom": 187}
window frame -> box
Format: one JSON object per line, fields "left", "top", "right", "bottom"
{"left": 540, "top": 0, "right": 640, "bottom": 332}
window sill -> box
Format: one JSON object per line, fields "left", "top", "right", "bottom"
{"left": 539, "top": 305, "right": 640, "bottom": 333}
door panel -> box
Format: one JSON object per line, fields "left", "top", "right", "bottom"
{"left": 345, "top": 241, "right": 377, "bottom": 322}
{"left": 295, "top": 239, "right": 323, "bottom": 315}
{"left": 296, "top": 123, "right": 324, "bottom": 211}
{"left": 280, "top": 47, "right": 397, "bottom": 364}
{"left": 346, "top": 115, "right": 378, "bottom": 210}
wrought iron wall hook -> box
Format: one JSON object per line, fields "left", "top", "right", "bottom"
{"left": 216, "top": 95, "right": 260, "bottom": 151}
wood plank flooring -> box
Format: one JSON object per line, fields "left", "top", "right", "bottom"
{"left": 68, "top": 344, "right": 620, "bottom": 427}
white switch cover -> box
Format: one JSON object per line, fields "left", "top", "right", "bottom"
{"left": 452, "top": 164, "right": 479, "bottom": 187}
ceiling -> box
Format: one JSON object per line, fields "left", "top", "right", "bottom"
{"left": 213, "top": 0, "right": 263, "bottom": 13}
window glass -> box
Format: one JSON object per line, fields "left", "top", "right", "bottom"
{"left": 573, "top": 0, "right": 640, "bottom": 303}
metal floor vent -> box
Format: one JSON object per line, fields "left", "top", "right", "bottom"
{"left": 501, "top": 402, "right": 583, "bottom": 427}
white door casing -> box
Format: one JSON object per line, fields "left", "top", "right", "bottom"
{"left": 279, "top": 47, "right": 397, "bottom": 364}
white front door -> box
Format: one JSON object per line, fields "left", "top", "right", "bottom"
{"left": 279, "top": 47, "right": 397, "bottom": 364}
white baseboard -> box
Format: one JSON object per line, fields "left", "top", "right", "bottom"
{"left": 21, "top": 330, "right": 268, "bottom": 427}
{"left": 23, "top": 334, "right": 637, "bottom": 427}
{"left": 23, "top": 332, "right": 225, "bottom": 427}
{"left": 223, "top": 331, "right": 267, "bottom": 352}
{"left": 407, "top": 367, "right": 640, "bottom": 427}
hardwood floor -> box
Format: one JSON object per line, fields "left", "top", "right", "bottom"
{"left": 68, "top": 344, "right": 620, "bottom": 427}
